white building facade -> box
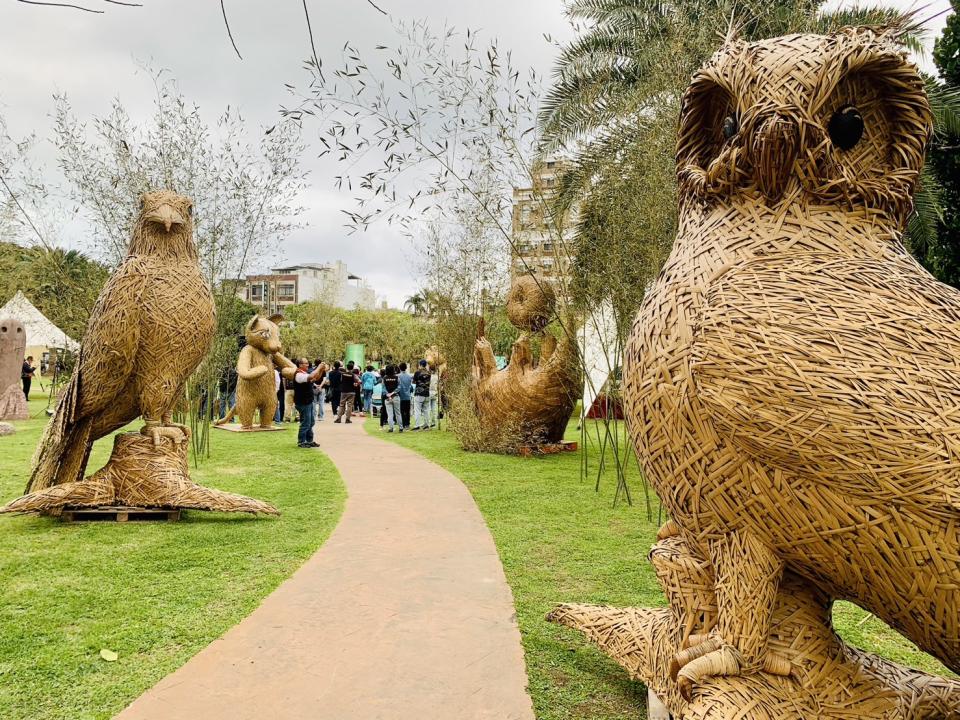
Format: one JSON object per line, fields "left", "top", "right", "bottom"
{"left": 239, "top": 261, "right": 376, "bottom": 314}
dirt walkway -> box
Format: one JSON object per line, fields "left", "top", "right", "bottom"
{"left": 115, "top": 419, "right": 534, "bottom": 720}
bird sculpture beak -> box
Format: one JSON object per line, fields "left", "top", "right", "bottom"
{"left": 751, "top": 112, "right": 800, "bottom": 202}
{"left": 145, "top": 203, "right": 186, "bottom": 233}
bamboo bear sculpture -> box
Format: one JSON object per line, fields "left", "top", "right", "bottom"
{"left": 216, "top": 315, "right": 297, "bottom": 430}
{"left": 554, "top": 27, "right": 960, "bottom": 717}
{"left": 0, "top": 318, "right": 28, "bottom": 421}
{"left": 1, "top": 190, "right": 277, "bottom": 516}
{"left": 471, "top": 274, "right": 579, "bottom": 449}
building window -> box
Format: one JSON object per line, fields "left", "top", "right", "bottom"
{"left": 250, "top": 285, "right": 263, "bottom": 299}
{"left": 277, "top": 283, "right": 295, "bottom": 301}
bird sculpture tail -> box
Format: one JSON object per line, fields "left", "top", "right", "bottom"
{"left": 25, "top": 374, "right": 93, "bottom": 494}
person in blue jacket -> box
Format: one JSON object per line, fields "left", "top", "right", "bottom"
{"left": 360, "top": 364, "right": 378, "bottom": 414}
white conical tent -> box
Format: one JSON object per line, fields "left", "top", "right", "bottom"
{"left": 580, "top": 300, "right": 619, "bottom": 421}
{"left": 0, "top": 291, "right": 79, "bottom": 351}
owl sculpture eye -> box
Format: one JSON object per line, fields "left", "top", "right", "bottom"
{"left": 828, "top": 105, "right": 864, "bottom": 151}
{"left": 722, "top": 113, "right": 739, "bottom": 140}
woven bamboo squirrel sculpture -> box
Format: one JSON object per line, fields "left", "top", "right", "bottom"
{"left": 555, "top": 27, "right": 960, "bottom": 717}
{"left": 216, "top": 315, "right": 297, "bottom": 430}
{"left": 472, "top": 274, "right": 579, "bottom": 448}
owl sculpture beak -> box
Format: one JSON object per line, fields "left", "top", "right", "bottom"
{"left": 145, "top": 203, "right": 186, "bottom": 233}
{"left": 751, "top": 113, "right": 800, "bottom": 202}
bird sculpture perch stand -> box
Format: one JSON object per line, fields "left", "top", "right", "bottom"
{"left": 0, "top": 190, "right": 277, "bottom": 517}
{"left": 553, "top": 27, "right": 960, "bottom": 718}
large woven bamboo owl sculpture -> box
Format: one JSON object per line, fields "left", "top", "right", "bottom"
{"left": 623, "top": 26, "right": 959, "bottom": 698}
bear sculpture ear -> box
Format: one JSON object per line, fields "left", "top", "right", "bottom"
{"left": 246, "top": 315, "right": 261, "bottom": 332}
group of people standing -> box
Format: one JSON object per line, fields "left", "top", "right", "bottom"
{"left": 378, "top": 360, "right": 437, "bottom": 433}
{"left": 280, "top": 358, "right": 440, "bottom": 447}
{"left": 216, "top": 358, "right": 439, "bottom": 448}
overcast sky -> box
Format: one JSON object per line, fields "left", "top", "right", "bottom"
{"left": 0, "top": 0, "right": 951, "bottom": 307}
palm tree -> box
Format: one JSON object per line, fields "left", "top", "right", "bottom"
{"left": 404, "top": 292, "right": 427, "bottom": 316}
{"left": 541, "top": 0, "right": 960, "bottom": 261}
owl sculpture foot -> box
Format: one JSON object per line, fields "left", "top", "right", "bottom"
{"left": 669, "top": 637, "right": 794, "bottom": 701}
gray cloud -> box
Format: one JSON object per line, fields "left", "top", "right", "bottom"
{"left": 0, "top": 0, "right": 950, "bottom": 305}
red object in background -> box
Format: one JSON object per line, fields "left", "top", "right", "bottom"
{"left": 587, "top": 393, "right": 624, "bottom": 420}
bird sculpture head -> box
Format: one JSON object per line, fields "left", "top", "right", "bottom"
{"left": 129, "top": 189, "right": 197, "bottom": 259}
{"left": 676, "top": 27, "right": 932, "bottom": 225}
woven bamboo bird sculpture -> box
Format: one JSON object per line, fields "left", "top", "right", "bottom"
{"left": 623, "top": 27, "right": 960, "bottom": 698}
{"left": 25, "top": 190, "right": 216, "bottom": 494}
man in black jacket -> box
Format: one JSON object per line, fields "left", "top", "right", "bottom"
{"left": 293, "top": 358, "right": 325, "bottom": 447}
{"left": 21, "top": 356, "right": 36, "bottom": 401}
{"left": 334, "top": 360, "right": 360, "bottom": 424}
{"left": 327, "top": 361, "right": 343, "bottom": 417}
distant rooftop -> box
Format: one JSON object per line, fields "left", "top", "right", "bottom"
{"left": 269, "top": 261, "right": 362, "bottom": 280}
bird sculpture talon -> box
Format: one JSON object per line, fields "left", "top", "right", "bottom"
{"left": 163, "top": 421, "right": 191, "bottom": 443}
{"left": 140, "top": 421, "right": 189, "bottom": 447}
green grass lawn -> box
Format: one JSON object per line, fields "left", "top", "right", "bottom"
{"left": 0, "top": 394, "right": 345, "bottom": 720}
{"left": 368, "top": 416, "right": 953, "bottom": 720}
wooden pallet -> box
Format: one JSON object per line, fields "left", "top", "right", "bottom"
{"left": 59, "top": 506, "right": 181, "bottom": 523}
{"left": 518, "top": 440, "right": 578, "bottom": 457}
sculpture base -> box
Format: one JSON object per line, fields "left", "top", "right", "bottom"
{"left": 212, "top": 423, "right": 284, "bottom": 433}
{"left": 0, "top": 382, "right": 28, "bottom": 421}
{"left": 0, "top": 432, "right": 278, "bottom": 516}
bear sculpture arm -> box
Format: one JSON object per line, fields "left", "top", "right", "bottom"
{"left": 236, "top": 347, "right": 269, "bottom": 380}
{"left": 273, "top": 353, "right": 298, "bottom": 381}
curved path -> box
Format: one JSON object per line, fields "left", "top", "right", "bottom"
{"left": 116, "top": 420, "right": 534, "bottom": 720}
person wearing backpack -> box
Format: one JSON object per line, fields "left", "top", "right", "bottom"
{"left": 411, "top": 360, "right": 432, "bottom": 431}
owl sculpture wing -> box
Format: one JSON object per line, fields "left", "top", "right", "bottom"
{"left": 27, "top": 262, "right": 145, "bottom": 492}
{"left": 691, "top": 251, "right": 960, "bottom": 514}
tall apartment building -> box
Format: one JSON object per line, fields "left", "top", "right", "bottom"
{"left": 239, "top": 261, "right": 376, "bottom": 315}
{"left": 510, "top": 159, "right": 575, "bottom": 290}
